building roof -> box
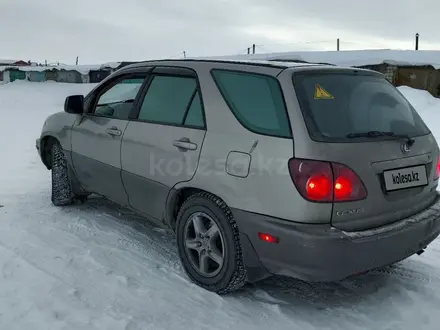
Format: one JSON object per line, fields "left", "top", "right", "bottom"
{"left": 202, "top": 50, "right": 440, "bottom": 69}
{"left": 101, "top": 62, "right": 125, "bottom": 69}
{"left": 0, "top": 60, "right": 26, "bottom": 65}
{"left": 0, "top": 63, "right": 117, "bottom": 74}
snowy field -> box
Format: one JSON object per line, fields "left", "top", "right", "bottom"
{"left": 1, "top": 81, "right": 440, "bottom": 330}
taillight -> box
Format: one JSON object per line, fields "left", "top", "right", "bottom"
{"left": 434, "top": 156, "right": 440, "bottom": 180}
{"left": 306, "top": 175, "right": 332, "bottom": 201}
{"left": 288, "top": 158, "right": 367, "bottom": 203}
{"left": 289, "top": 159, "right": 333, "bottom": 202}
{"left": 332, "top": 163, "right": 367, "bottom": 202}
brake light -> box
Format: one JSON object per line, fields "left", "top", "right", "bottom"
{"left": 289, "top": 159, "right": 333, "bottom": 202}
{"left": 288, "top": 158, "right": 367, "bottom": 202}
{"left": 334, "top": 176, "right": 352, "bottom": 200}
{"left": 306, "top": 174, "right": 332, "bottom": 200}
{"left": 332, "top": 163, "right": 367, "bottom": 201}
{"left": 435, "top": 156, "right": 440, "bottom": 180}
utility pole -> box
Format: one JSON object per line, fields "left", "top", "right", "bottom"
{"left": 252, "top": 44, "right": 255, "bottom": 54}
{"left": 337, "top": 38, "right": 340, "bottom": 51}
{"left": 415, "top": 33, "right": 419, "bottom": 50}
{"left": 183, "top": 51, "right": 186, "bottom": 58}
{"left": 76, "top": 56, "right": 79, "bottom": 65}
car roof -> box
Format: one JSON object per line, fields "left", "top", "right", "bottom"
{"left": 118, "top": 58, "right": 382, "bottom": 77}
{"left": 121, "top": 58, "right": 323, "bottom": 70}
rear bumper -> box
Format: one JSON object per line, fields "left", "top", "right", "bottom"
{"left": 233, "top": 193, "right": 440, "bottom": 282}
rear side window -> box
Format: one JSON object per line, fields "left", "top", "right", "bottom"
{"left": 211, "top": 70, "right": 291, "bottom": 138}
{"left": 138, "top": 75, "right": 200, "bottom": 126}
{"left": 292, "top": 72, "right": 430, "bottom": 142}
{"left": 184, "top": 91, "right": 204, "bottom": 128}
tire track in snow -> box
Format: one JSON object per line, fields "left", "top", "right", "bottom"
{"left": 373, "top": 264, "right": 439, "bottom": 283}
{"left": 26, "top": 194, "right": 184, "bottom": 273}
{"left": 5, "top": 192, "right": 309, "bottom": 327}
{"left": 4, "top": 190, "right": 231, "bottom": 329}
{"left": 4, "top": 192, "right": 183, "bottom": 280}
{"left": 1, "top": 201, "right": 186, "bottom": 326}
{"left": 5, "top": 187, "right": 440, "bottom": 330}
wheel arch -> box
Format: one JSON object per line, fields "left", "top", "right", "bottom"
{"left": 165, "top": 184, "right": 270, "bottom": 286}
{"left": 40, "top": 135, "right": 60, "bottom": 169}
{"left": 165, "top": 186, "right": 229, "bottom": 232}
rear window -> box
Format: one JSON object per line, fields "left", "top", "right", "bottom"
{"left": 292, "top": 72, "right": 430, "bottom": 142}
{"left": 211, "top": 70, "right": 291, "bottom": 138}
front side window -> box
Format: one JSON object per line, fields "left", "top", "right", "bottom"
{"left": 211, "top": 70, "right": 291, "bottom": 138}
{"left": 137, "top": 75, "right": 204, "bottom": 127}
{"left": 94, "top": 77, "right": 145, "bottom": 119}
{"left": 292, "top": 72, "right": 430, "bottom": 142}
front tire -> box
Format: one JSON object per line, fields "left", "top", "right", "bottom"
{"left": 176, "top": 192, "right": 247, "bottom": 294}
{"left": 51, "top": 143, "right": 74, "bottom": 206}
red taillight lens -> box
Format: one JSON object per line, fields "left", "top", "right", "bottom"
{"left": 289, "top": 159, "right": 333, "bottom": 202}
{"left": 334, "top": 176, "right": 353, "bottom": 199}
{"left": 435, "top": 156, "right": 440, "bottom": 180}
{"left": 306, "top": 175, "right": 332, "bottom": 200}
{"left": 288, "top": 158, "right": 367, "bottom": 203}
{"left": 332, "top": 163, "right": 367, "bottom": 202}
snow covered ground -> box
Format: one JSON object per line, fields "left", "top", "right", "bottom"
{"left": 1, "top": 81, "right": 440, "bottom": 330}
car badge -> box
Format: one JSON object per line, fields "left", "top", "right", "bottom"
{"left": 401, "top": 142, "right": 411, "bottom": 153}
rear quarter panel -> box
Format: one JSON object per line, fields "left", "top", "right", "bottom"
{"left": 173, "top": 62, "right": 333, "bottom": 223}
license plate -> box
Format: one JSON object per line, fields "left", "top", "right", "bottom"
{"left": 383, "top": 165, "right": 428, "bottom": 191}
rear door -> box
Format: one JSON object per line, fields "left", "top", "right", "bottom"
{"left": 71, "top": 72, "right": 149, "bottom": 205}
{"left": 121, "top": 66, "right": 206, "bottom": 222}
{"left": 290, "top": 69, "right": 439, "bottom": 231}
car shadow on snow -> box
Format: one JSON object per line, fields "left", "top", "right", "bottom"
{"left": 63, "top": 195, "right": 438, "bottom": 312}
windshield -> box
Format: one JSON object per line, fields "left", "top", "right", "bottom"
{"left": 292, "top": 71, "right": 430, "bottom": 142}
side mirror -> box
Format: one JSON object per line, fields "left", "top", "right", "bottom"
{"left": 64, "top": 95, "right": 84, "bottom": 114}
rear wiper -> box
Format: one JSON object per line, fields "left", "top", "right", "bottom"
{"left": 346, "top": 131, "right": 415, "bottom": 146}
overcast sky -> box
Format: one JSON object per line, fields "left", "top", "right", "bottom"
{"left": 1, "top": 0, "right": 439, "bottom": 64}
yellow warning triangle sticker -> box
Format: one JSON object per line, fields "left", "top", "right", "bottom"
{"left": 314, "top": 84, "right": 334, "bottom": 99}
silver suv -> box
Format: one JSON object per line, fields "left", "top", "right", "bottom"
{"left": 36, "top": 59, "right": 440, "bottom": 294}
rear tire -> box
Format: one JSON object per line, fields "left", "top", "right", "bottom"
{"left": 176, "top": 192, "right": 247, "bottom": 294}
{"left": 51, "top": 143, "right": 74, "bottom": 206}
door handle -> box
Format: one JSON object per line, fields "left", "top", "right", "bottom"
{"left": 106, "top": 127, "right": 122, "bottom": 137}
{"left": 173, "top": 138, "right": 197, "bottom": 151}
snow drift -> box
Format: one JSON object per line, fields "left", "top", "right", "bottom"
{"left": 200, "top": 50, "right": 440, "bottom": 69}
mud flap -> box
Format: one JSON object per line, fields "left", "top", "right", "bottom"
{"left": 239, "top": 232, "right": 271, "bottom": 283}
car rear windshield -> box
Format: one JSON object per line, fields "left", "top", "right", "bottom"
{"left": 292, "top": 71, "right": 430, "bottom": 142}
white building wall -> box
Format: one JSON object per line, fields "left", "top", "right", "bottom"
{"left": 81, "top": 74, "right": 90, "bottom": 83}
{"left": 384, "top": 65, "right": 397, "bottom": 82}
{"left": 3, "top": 70, "right": 10, "bottom": 83}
